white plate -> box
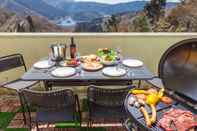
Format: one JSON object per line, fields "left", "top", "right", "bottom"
{"left": 33, "top": 60, "right": 54, "bottom": 69}
{"left": 102, "top": 67, "right": 126, "bottom": 77}
{"left": 122, "top": 59, "right": 143, "bottom": 67}
{"left": 51, "top": 67, "right": 76, "bottom": 77}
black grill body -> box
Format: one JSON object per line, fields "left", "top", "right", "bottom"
{"left": 125, "top": 38, "right": 197, "bottom": 131}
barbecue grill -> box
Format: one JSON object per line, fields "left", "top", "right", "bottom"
{"left": 125, "top": 38, "right": 197, "bottom": 131}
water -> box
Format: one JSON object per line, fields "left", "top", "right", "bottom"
{"left": 56, "top": 17, "right": 76, "bottom": 27}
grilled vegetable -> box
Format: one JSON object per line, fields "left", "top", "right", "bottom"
{"left": 135, "top": 94, "right": 147, "bottom": 101}
{"left": 140, "top": 107, "right": 152, "bottom": 127}
{"left": 150, "top": 104, "right": 157, "bottom": 123}
{"left": 130, "top": 90, "right": 150, "bottom": 95}
{"left": 129, "top": 88, "right": 167, "bottom": 127}
{"left": 146, "top": 93, "right": 160, "bottom": 105}
{"left": 161, "top": 96, "right": 173, "bottom": 105}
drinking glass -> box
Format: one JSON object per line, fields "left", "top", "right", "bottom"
{"left": 116, "top": 47, "right": 123, "bottom": 62}
{"left": 48, "top": 52, "right": 54, "bottom": 66}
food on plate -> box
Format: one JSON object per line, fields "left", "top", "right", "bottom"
{"left": 158, "top": 108, "right": 197, "bottom": 131}
{"left": 80, "top": 54, "right": 99, "bottom": 63}
{"left": 66, "top": 59, "right": 78, "bottom": 65}
{"left": 97, "top": 48, "right": 117, "bottom": 64}
{"left": 80, "top": 54, "right": 103, "bottom": 71}
{"left": 161, "top": 96, "right": 173, "bottom": 105}
{"left": 82, "top": 61, "right": 103, "bottom": 71}
{"left": 60, "top": 59, "right": 79, "bottom": 67}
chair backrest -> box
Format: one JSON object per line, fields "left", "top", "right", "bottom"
{"left": 0, "top": 54, "right": 27, "bottom": 72}
{"left": 22, "top": 88, "right": 76, "bottom": 110}
{"left": 87, "top": 86, "right": 129, "bottom": 107}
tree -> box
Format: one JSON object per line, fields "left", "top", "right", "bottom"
{"left": 145, "top": 0, "right": 166, "bottom": 24}
{"left": 104, "top": 15, "right": 121, "bottom": 32}
{"left": 129, "top": 14, "right": 151, "bottom": 32}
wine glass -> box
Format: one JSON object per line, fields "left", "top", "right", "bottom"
{"left": 116, "top": 46, "right": 123, "bottom": 62}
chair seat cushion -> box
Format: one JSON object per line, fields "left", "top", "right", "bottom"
{"left": 36, "top": 109, "right": 76, "bottom": 123}
{"left": 4, "top": 80, "right": 38, "bottom": 91}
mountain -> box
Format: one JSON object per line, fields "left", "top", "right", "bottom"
{"left": 0, "top": 8, "right": 69, "bottom": 32}
{"left": 74, "top": 1, "right": 178, "bottom": 32}
{"left": 0, "top": 0, "right": 178, "bottom": 21}
{"left": 0, "top": 0, "right": 67, "bottom": 19}
{"left": 0, "top": 0, "right": 40, "bottom": 16}
{"left": 15, "top": 0, "right": 67, "bottom": 19}
{"left": 42, "top": 0, "right": 74, "bottom": 8}
{"left": 51, "top": 1, "right": 148, "bottom": 16}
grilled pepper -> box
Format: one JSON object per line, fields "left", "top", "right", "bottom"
{"left": 146, "top": 88, "right": 164, "bottom": 124}
{"left": 130, "top": 89, "right": 150, "bottom": 95}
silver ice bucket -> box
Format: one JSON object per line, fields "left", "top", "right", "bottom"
{"left": 50, "top": 44, "right": 66, "bottom": 62}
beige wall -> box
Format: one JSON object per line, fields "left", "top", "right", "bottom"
{"left": 0, "top": 34, "right": 197, "bottom": 81}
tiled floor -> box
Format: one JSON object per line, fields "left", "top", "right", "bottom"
{"left": 9, "top": 113, "right": 126, "bottom": 131}
{"left": 0, "top": 95, "right": 21, "bottom": 112}
{"left": 1, "top": 95, "right": 127, "bottom": 131}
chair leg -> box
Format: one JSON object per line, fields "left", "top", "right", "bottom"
{"left": 18, "top": 92, "right": 27, "bottom": 125}
{"left": 87, "top": 120, "right": 91, "bottom": 131}
{"left": 36, "top": 122, "right": 39, "bottom": 131}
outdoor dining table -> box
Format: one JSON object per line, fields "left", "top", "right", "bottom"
{"left": 21, "top": 59, "right": 155, "bottom": 89}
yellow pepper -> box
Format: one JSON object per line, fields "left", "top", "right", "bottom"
{"left": 146, "top": 88, "right": 164, "bottom": 105}
{"left": 158, "top": 88, "right": 164, "bottom": 98}
{"left": 130, "top": 89, "right": 150, "bottom": 95}
{"left": 146, "top": 93, "right": 159, "bottom": 105}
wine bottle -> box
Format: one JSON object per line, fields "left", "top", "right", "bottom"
{"left": 70, "top": 37, "right": 77, "bottom": 59}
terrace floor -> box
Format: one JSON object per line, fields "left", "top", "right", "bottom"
{"left": 0, "top": 93, "right": 127, "bottom": 131}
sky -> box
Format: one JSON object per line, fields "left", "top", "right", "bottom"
{"left": 75, "top": 0, "right": 180, "bottom": 4}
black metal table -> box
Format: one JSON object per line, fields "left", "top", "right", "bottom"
{"left": 21, "top": 62, "right": 154, "bottom": 88}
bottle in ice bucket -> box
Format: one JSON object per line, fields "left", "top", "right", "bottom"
{"left": 70, "top": 37, "right": 77, "bottom": 59}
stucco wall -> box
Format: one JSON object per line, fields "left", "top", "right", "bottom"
{"left": 0, "top": 34, "right": 197, "bottom": 82}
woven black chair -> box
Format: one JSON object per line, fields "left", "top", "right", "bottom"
{"left": 87, "top": 85, "right": 130, "bottom": 127}
{"left": 0, "top": 54, "right": 39, "bottom": 124}
{"left": 21, "top": 88, "right": 81, "bottom": 130}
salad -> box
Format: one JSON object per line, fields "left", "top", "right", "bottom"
{"left": 96, "top": 48, "right": 117, "bottom": 63}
